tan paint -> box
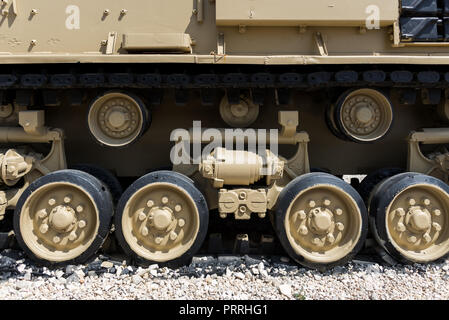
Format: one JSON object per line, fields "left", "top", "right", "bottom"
{"left": 385, "top": 183, "right": 449, "bottom": 263}
{"left": 19, "top": 181, "right": 99, "bottom": 262}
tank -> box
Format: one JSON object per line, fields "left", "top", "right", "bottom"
{"left": 0, "top": 0, "right": 449, "bottom": 269}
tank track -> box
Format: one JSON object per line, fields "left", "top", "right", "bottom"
{"left": 1, "top": 64, "right": 449, "bottom": 107}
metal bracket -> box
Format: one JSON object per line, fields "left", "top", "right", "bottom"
{"left": 314, "top": 32, "right": 328, "bottom": 56}
{"left": 217, "top": 32, "right": 225, "bottom": 55}
{"left": 106, "top": 32, "right": 117, "bottom": 55}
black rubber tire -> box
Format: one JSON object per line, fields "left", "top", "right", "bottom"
{"left": 71, "top": 163, "right": 123, "bottom": 203}
{"left": 274, "top": 172, "right": 369, "bottom": 270}
{"left": 368, "top": 172, "right": 449, "bottom": 264}
{"left": 115, "top": 170, "right": 209, "bottom": 268}
{"left": 358, "top": 167, "right": 405, "bottom": 204}
{"left": 13, "top": 169, "right": 114, "bottom": 267}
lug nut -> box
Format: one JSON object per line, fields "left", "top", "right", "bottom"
{"left": 78, "top": 220, "right": 86, "bottom": 228}
{"left": 39, "top": 224, "right": 49, "bottom": 234}
{"left": 423, "top": 233, "right": 432, "bottom": 243}
{"left": 432, "top": 222, "right": 442, "bottom": 232}
{"left": 141, "top": 227, "right": 149, "bottom": 236}
{"left": 161, "top": 197, "right": 169, "bottom": 204}
{"left": 327, "top": 233, "right": 335, "bottom": 244}
{"left": 408, "top": 198, "right": 416, "bottom": 206}
{"left": 433, "top": 209, "right": 441, "bottom": 216}
{"left": 335, "top": 208, "right": 343, "bottom": 216}
{"left": 68, "top": 232, "right": 77, "bottom": 241}
{"left": 423, "top": 198, "right": 431, "bottom": 206}
{"left": 323, "top": 199, "right": 331, "bottom": 206}
{"left": 395, "top": 208, "right": 406, "bottom": 217}
{"left": 53, "top": 236, "right": 61, "bottom": 244}
{"left": 170, "top": 231, "right": 178, "bottom": 240}
{"left": 407, "top": 235, "right": 417, "bottom": 243}
{"left": 313, "top": 238, "right": 321, "bottom": 245}
{"left": 298, "top": 210, "right": 307, "bottom": 220}
{"left": 178, "top": 219, "right": 185, "bottom": 227}
{"left": 48, "top": 198, "right": 56, "bottom": 206}
{"left": 299, "top": 226, "right": 308, "bottom": 235}
{"left": 396, "top": 222, "right": 406, "bottom": 232}
{"left": 37, "top": 209, "right": 48, "bottom": 219}
{"left": 155, "top": 237, "right": 163, "bottom": 244}
{"left": 175, "top": 205, "right": 182, "bottom": 212}
{"left": 138, "top": 212, "right": 146, "bottom": 221}
{"left": 147, "top": 200, "right": 154, "bottom": 208}
{"left": 336, "top": 222, "right": 345, "bottom": 231}
{"left": 64, "top": 195, "right": 72, "bottom": 203}
{"left": 76, "top": 205, "right": 84, "bottom": 213}
{"left": 309, "top": 200, "right": 316, "bottom": 208}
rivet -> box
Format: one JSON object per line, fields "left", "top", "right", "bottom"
{"left": 423, "top": 198, "right": 431, "bottom": 206}
{"left": 103, "top": 9, "right": 110, "bottom": 15}
{"left": 323, "top": 199, "right": 331, "bottom": 206}
{"left": 76, "top": 205, "right": 84, "bottom": 213}
{"left": 309, "top": 200, "right": 316, "bottom": 208}
{"left": 100, "top": 40, "right": 107, "bottom": 46}
{"left": 433, "top": 209, "right": 441, "bottom": 216}
{"left": 30, "top": 9, "right": 38, "bottom": 15}
{"left": 141, "top": 227, "right": 149, "bottom": 236}
{"left": 48, "top": 198, "right": 56, "bottom": 206}
{"left": 53, "top": 236, "right": 61, "bottom": 243}
{"left": 120, "top": 9, "right": 128, "bottom": 15}
{"left": 170, "top": 231, "right": 178, "bottom": 240}
{"left": 30, "top": 40, "right": 37, "bottom": 46}
{"left": 147, "top": 200, "right": 154, "bottom": 208}
{"left": 68, "top": 232, "right": 77, "bottom": 241}
{"left": 239, "top": 206, "right": 246, "bottom": 213}
{"left": 161, "top": 197, "right": 169, "bottom": 204}
{"left": 299, "top": 226, "right": 308, "bottom": 235}
{"left": 178, "top": 219, "right": 186, "bottom": 227}
{"left": 37, "top": 209, "right": 47, "bottom": 219}
{"left": 432, "top": 222, "right": 442, "bottom": 232}
{"left": 407, "top": 235, "right": 417, "bottom": 243}
{"left": 336, "top": 222, "right": 345, "bottom": 231}
{"left": 175, "top": 205, "right": 182, "bottom": 212}
{"left": 78, "top": 220, "right": 86, "bottom": 228}
{"left": 155, "top": 237, "right": 162, "bottom": 244}
{"left": 39, "top": 224, "right": 49, "bottom": 234}
{"left": 138, "top": 212, "right": 146, "bottom": 221}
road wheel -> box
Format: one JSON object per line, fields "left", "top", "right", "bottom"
{"left": 369, "top": 172, "right": 449, "bottom": 263}
{"left": 13, "top": 170, "right": 113, "bottom": 265}
{"left": 274, "top": 173, "right": 368, "bottom": 269}
{"left": 115, "top": 171, "right": 209, "bottom": 267}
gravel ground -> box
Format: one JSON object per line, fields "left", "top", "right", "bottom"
{"left": 0, "top": 249, "right": 448, "bottom": 300}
